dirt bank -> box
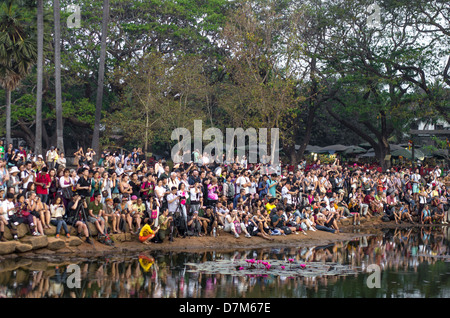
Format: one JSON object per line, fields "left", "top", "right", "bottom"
{"left": 2, "top": 216, "right": 434, "bottom": 261}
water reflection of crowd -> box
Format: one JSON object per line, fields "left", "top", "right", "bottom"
{"left": 0, "top": 227, "right": 448, "bottom": 298}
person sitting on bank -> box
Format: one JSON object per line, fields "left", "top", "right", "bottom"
{"left": 88, "top": 192, "right": 106, "bottom": 236}
{"left": 157, "top": 208, "right": 173, "bottom": 242}
{"left": 393, "top": 202, "right": 414, "bottom": 224}
{"left": 421, "top": 204, "right": 432, "bottom": 224}
{"left": 49, "top": 196, "right": 70, "bottom": 238}
{"left": 65, "top": 193, "right": 91, "bottom": 244}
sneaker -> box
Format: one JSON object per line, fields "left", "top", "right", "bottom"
{"left": 245, "top": 233, "right": 251, "bottom": 238}
{"left": 235, "top": 233, "right": 240, "bottom": 238}
{"left": 66, "top": 233, "right": 70, "bottom": 238}
{"left": 85, "top": 237, "right": 92, "bottom": 244}
{"left": 33, "top": 232, "right": 41, "bottom": 236}
{"left": 55, "top": 234, "right": 60, "bottom": 238}
{"left": 302, "top": 231, "right": 307, "bottom": 236}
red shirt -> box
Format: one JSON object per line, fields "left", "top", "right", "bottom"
{"left": 36, "top": 172, "right": 51, "bottom": 195}
{"left": 364, "top": 195, "right": 374, "bottom": 205}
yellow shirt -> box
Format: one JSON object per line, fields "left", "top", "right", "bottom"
{"left": 265, "top": 203, "right": 276, "bottom": 214}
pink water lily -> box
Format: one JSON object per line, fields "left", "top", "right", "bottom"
{"left": 300, "top": 264, "right": 306, "bottom": 269}
{"left": 281, "top": 265, "right": 286, "bottom": 270}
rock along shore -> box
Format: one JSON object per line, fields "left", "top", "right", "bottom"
{"left": 0, "top": 216, "right": 446, "bottom": 261}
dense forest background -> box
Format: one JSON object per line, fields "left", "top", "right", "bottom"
{"left": 0, "top": 0, "right": 448, "bottom": 168}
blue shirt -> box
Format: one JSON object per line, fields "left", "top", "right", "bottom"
{"left": 267, "top": 179, "right": 277, "bottom": 198}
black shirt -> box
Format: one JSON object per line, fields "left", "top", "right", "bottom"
{"left": 129, "top": 180, "right": 141, "bottom": 197}
{"left": 77, "top": 176, "right": 90, "bottom": 197}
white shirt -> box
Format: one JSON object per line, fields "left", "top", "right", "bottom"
{"left": 1, "top": 200, "right": 14, "bottom": 221}
{"left": 21, "top": 169, "right": 35, "bottom": 189}
{"left": 281, "top": 186, "right": 292, "bottom": 205}
{"left": 155, "top": 185, "right": 166, "bottom": 202}
{"left": 167, "top": 193, "right": 179, "bottom": 213}
{"left": 59, "top": 176, "right": 73, "bottom": 189}
{"left": 189, "top": 188, "right": 202, "bottom": 203}
{"left": 236, "top": 176, "right": 250, "bottom": 194}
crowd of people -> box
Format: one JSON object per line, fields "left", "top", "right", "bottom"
{"left": 0, "top": 139, "right": 449, "bottom": 246}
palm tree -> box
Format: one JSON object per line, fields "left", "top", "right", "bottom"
{"left": 54, "top": 0, "right": 63, "bottom": 152}
{"left": 92, "top": 0, "right": 110, "bottom": 159}
{"left": 35, "top": 0, "right": 43, "bottom": 156}
{"left": 0, "top": 0, "right": 37, "bottom": 146}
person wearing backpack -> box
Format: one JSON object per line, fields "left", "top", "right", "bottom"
{"left": 223, "top": 175, "right": 235, "bottom": 204}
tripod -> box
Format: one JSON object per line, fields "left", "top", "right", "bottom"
{"left": 175, "top": 200, "right": 191, "bottom": 238}
{"left": 73, "top": 197, "right": 95, "bottom": 249}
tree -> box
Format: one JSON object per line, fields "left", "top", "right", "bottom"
{"left": 91, "top": 0, "right": 110, "bottom": 158}
{"left": 0, "top": 0, "right": 37, "bottom": 146}
{"left": 306, "top": 0, "right": 441, "bottom": 171}
{"left": 218, "top": 0, "right": 298, "bottom": 161}
{"left": 35, "top": 0, "right": 43, "bottom": 155}
{"left": 54, "top": 0, "right": 63, "bottom": 152}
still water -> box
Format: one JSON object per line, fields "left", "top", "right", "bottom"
{"left": 0, "top": 227, "right": 449, "bottom": 298}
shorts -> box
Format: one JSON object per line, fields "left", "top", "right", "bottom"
{"left": 412, "top": 184, "right": 419, "bottom": 194}
{"left": 139, "top": 233, "right": 155, "bottom": 242}
{"left": 88, "top": 216, "right": 104, "bottom": 223}
{"left": 158, "top": 228, "right": 167, "bottom": 240}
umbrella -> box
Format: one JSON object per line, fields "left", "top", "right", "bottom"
{"left": 390, "top": 148, "right": 425, "bottom": 161}
{"left": 320, "top": 144, "right": 350, "bottom": 153}
{"left": 358, "top": 142, "right": 372, "bottom": 149}
{"left": 343, "top": 145, "right": 367, "bottom": 155}
{"left": 359, "top": 151, "right": 375, "bottom": 158}
{"left": 305, "top": 145, "right": 326, "bottom": 153}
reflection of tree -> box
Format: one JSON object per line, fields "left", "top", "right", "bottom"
{"left": 1, "top": 230, "right": 450, "bottom": 297}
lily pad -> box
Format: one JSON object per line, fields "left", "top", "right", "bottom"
{"left": 185, "top": 260, "right": 358, "bottom": 278}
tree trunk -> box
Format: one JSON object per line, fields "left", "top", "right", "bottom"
{"left": 5, "top": 89, "right": 11, "bottom": 146}
{"left": 295, "top": 102, "right": 318, "bottom": 163}
{"left": 54, "top": 0, "right": 64, "bottom": 152}
{"left": 35, "top": 0, "right": 44, "bottom": 156}
{"left": 92, "top": 0, "right": 110, "bottom": 158}
{"left": 325, "top": 103, "right": 391, "bottom": 172}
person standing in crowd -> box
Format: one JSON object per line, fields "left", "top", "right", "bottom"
{"left": 35, "top": 167, "right": 51, "bottom": 205}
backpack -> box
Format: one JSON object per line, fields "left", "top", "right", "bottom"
{"left": 233, "top": 220, "right": 242, "bottom": 234}
{"left": 226, "top": 182, "right": 235, "bottom": 198}
{"left": 98, "top": 233, "right": 114, "bottom": 246}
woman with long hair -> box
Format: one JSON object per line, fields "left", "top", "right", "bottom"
{"left": 50, "top": 196, "right": 70, "bottom": 238}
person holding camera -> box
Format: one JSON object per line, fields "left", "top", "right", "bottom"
{"left": 186, "top": 210, "right": 203, "bottom": 236}
{"left": 157, "top": 208, "right": 173, "bottom": 242}
{"left": 87, "top": 192, "right": 106, "bottom": 235}
{"left": 270, "top": 208, "right": 297, "bottom": 235}
{"left": 177, "top": 183, "right": 189, "bottom": 222}
{"left": 35, "top": 166, "right": 51, "bottom": 205}
{"left": 189, "top": 181, "right": 203, "bottom": 214}
{"left": 50, "top": 196, "right": 70, "bottom": 238}
{"left": 66, "top": 194, "right": 91, "bottom": 243}
{"left": 198, "top": 207, "right": 218, "bottom": 237}
{"left": 224, "top": 209, "right": 249, "bottom": 238}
